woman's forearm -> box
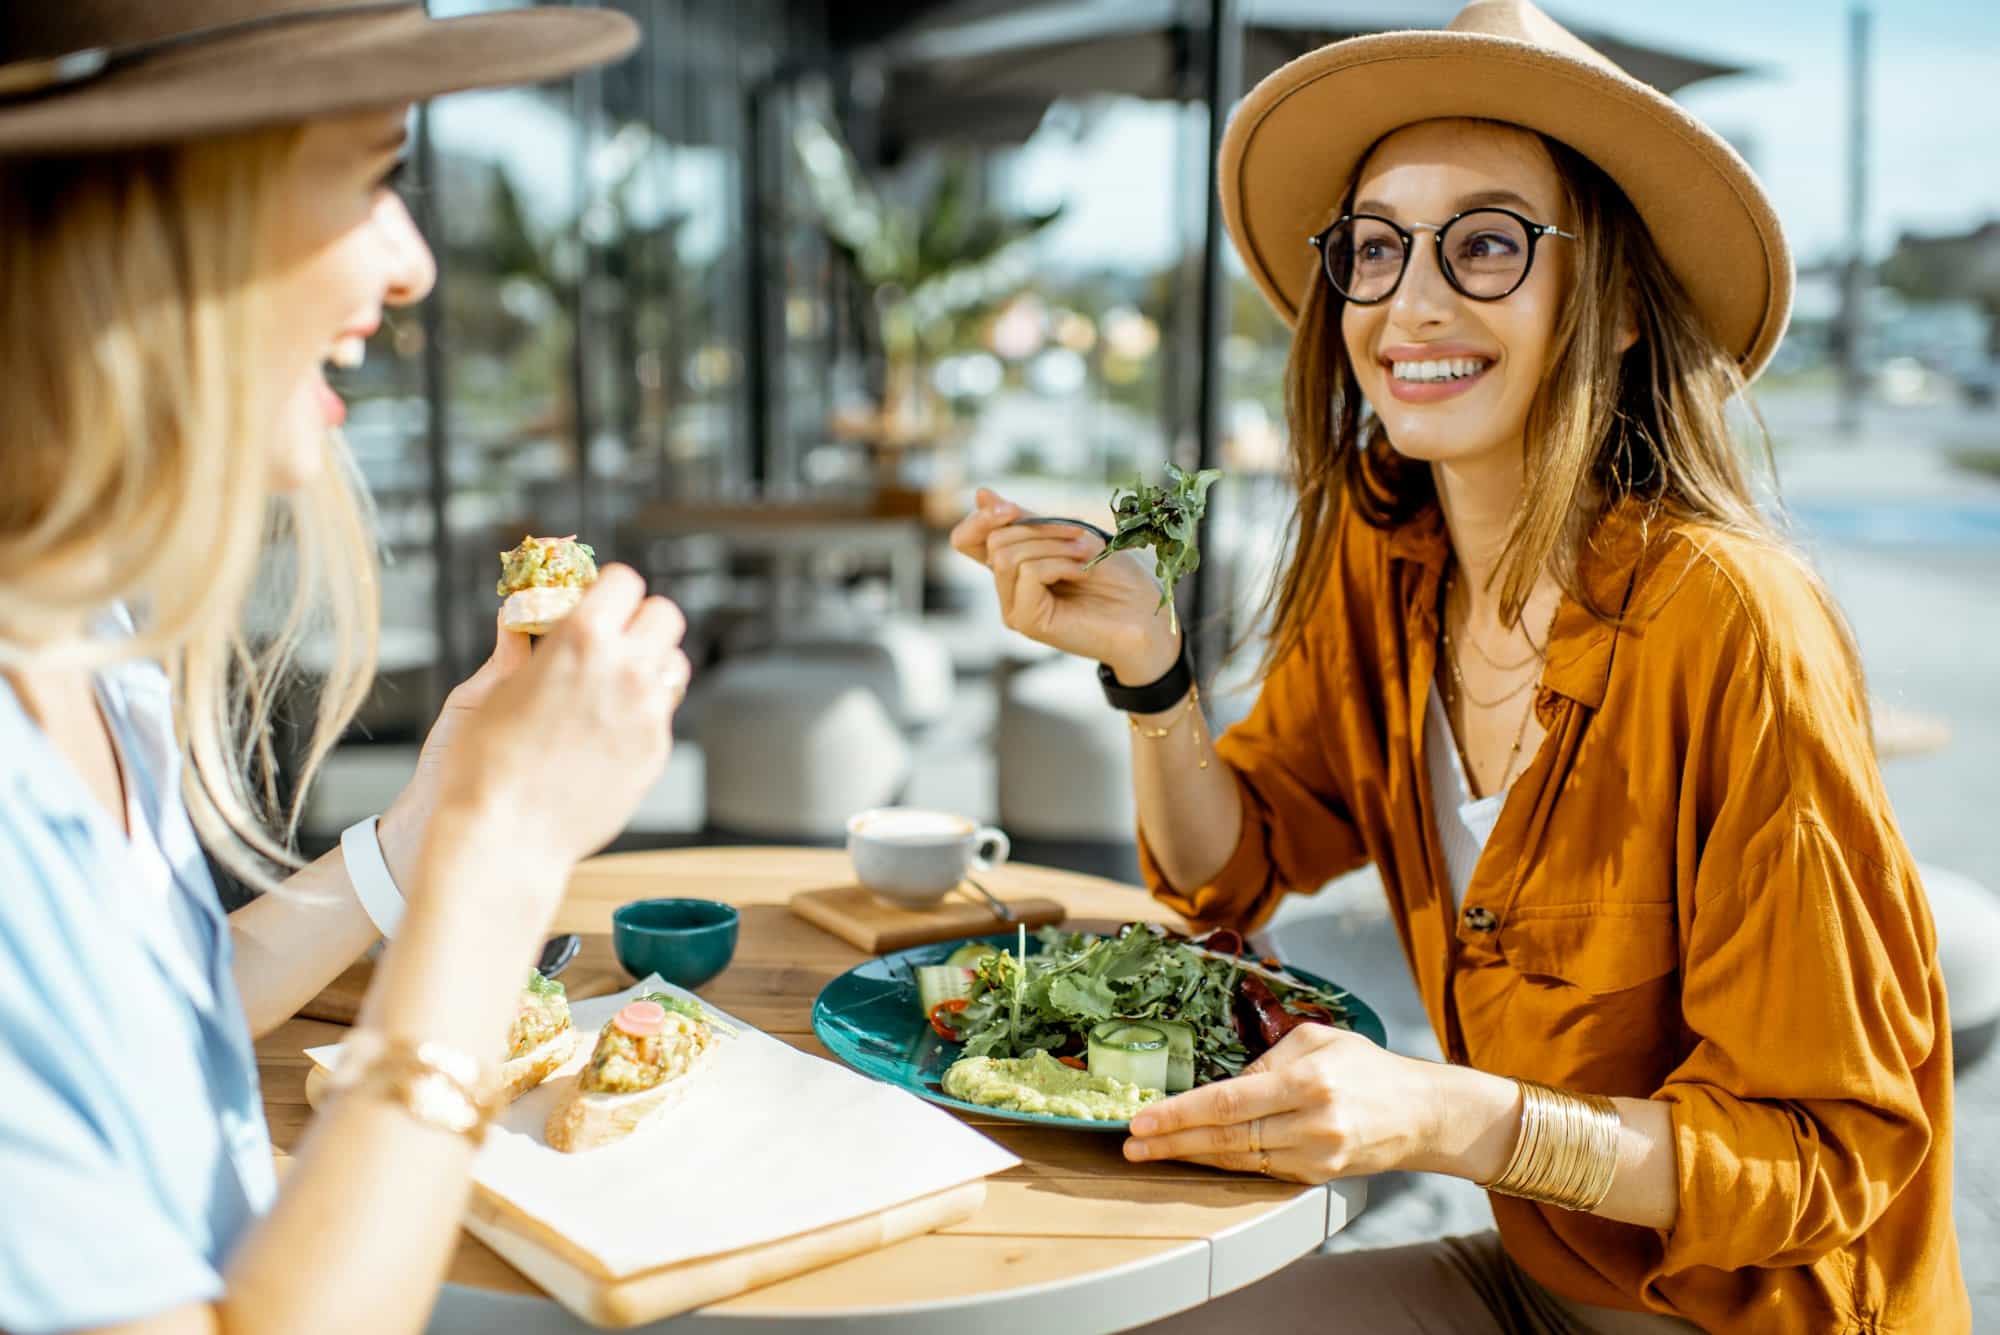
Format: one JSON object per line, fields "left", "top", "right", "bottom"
{"left": 1127, "top": 689, "right": 1247, "bottom": 895}
{"left": 228, "top": 802, "right": 426, "bottom": 1038}
{"left": 219, "top": 805, "right": 560, "bottom": 1335}
{"left": 1426, "top": 1064, "right": 1681, "bottom": 1230}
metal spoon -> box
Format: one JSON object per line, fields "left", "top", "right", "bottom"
{"left": 962, "top": 875, "right": 1016, "bottom": 923}
{"left": 1007, "top": 515, "right": 1113, "bottom": 543}
{"left": 536, "top": 933, "right": 582, "bottom": 978}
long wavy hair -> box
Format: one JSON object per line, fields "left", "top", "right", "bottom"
{"left": 1252, "top": 123, "right": 1843, "bottom": 681}
{"left": 0, "top": 128, "right": 380, "bottom": 892}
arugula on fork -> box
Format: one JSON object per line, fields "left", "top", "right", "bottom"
{"left": 1084, "top": 464, "right": 1223, "bottom": 634}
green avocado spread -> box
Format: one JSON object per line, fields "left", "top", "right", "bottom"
{"left": 497, "top": 535, "right": 598, "bottom": 598}
{"left": 942, "top": 1050, "right": 1164, "bottom": 1121}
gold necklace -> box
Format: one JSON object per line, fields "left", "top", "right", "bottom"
{"left": 1446, "top": 566, "right": 1547, "bottom": 672}
{"left": 1441, "top": 568, "right": 1555, "bottom": 794}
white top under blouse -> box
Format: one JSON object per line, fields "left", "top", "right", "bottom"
{"left": 1424, "top": 680, "right": 1508, "bottom": 906}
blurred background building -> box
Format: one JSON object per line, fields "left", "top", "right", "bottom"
{"left": 293, "top": 0, "right": 1999, "bottom": 1309}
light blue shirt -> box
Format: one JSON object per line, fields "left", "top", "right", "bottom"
{"left": 0, "top": 628, "right": 276, "bottom": 1334}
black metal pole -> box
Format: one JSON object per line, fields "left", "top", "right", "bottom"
{"left": 1189, "top": 0, "right": 1240, "bottom": 681}
{"left": 414, "top": 104, "right": 458, "bottom": 705}
{"left": 570, "top": 62, "right": 599, "bottom": 532}
{"left": 1837, "top": 4, "right": 1871, "bottom": 439}
{"left": 742, "top": 75, "right": 771, "bottom": 493}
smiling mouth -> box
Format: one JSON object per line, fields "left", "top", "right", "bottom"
{"left": 1385, "top": 356, "right": 1493, "bottom": 383}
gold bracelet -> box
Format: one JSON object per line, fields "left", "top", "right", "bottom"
{"left": 1129, "top": 683, "right": 1209, "bottom": 769}
{"left": 1482, "top": 1079, "right": 1620, "bottom": 1212}
{"left": 327, "top": 1031, "right": 496, "bottom": 1146}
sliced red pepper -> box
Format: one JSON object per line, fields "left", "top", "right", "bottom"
{"left": 929, "top": 998, "right": 970, "bottom": 1040}
{"left": 1057, "top": 1055, "right": 1088, "bottom": 1070}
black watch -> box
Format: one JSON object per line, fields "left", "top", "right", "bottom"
{"left": 1099, "top": 638, "right": 1194, "bottom": 714}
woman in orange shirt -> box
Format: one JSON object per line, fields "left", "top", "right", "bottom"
{"left": 953, "top": 3, "right": 1965, "bottom": 1332}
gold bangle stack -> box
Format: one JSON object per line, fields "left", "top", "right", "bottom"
{"left": 1129, "top": 683, "right": 1209, "bottom": 769}
{"left": 1481, "top": 1078, "right": 1621, "bottom": 1212}
{"left": 326, "top": 1031, "right": 496, "bottom": 1146}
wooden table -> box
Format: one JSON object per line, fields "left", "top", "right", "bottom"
{"left": 258, "top": 848, "right": 1364, "bottom": 1334}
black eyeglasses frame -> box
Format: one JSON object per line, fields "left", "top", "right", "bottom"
{"left": 1307, "top": 207, "right": 1579, "bottom": 305}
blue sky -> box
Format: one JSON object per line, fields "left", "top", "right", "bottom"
{"left": 1007, "top": 0, "right": 2000, "bottom": 271}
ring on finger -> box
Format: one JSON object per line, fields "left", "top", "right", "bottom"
{"left": 1248, "top": 1117, "right": 1263, "bottom": 1155}
{"left": 1257, "top": 1151, "right": 1271, "bottom": 1176}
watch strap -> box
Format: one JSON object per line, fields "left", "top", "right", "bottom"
{"left": 341, "top": 815, "right": 406, "bottom": 940}
{"left": 1099, "top": 639, "right": 1195, "bottom": 714}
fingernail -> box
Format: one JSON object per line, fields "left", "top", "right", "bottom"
{"left": 1125, "top": 1139, "right": 1150, "bottom": 1160}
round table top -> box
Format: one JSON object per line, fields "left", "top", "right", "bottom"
{"left": 257, "top": 847, "right": 1364, "bottom": 1333}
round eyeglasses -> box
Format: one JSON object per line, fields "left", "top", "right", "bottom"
{"left": 1308, "top": 207, "right": 1578, "bottom": 305}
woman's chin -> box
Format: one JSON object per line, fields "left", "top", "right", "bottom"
{"left": 1374, "top": 408, "right": 1516, "bottom": 467}
{"left": 268, "top": 412, "right": 328, "bottom": 492}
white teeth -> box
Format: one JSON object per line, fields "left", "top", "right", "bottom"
{"left": 1390, "top": 357, "right": 1487, "bottom": 382}
{"left": 327, "top": 336, "right": 366, "bottom": 370}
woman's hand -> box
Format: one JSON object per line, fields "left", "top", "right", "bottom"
{"left": 426, "top": 565, "right": 690, "bottom": 901}
{"left": 375, "top": 609, "right": 534, "bottom": 885}
{"left": 948, "top": 487, "right": 1179, "bottom": 682}
{"left": 1121, "top": 1025, "right": 1518, "bottom": 1185}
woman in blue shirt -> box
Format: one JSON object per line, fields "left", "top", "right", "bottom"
{"left": 0, "top": 6, "right": 687, "bottom": 1332}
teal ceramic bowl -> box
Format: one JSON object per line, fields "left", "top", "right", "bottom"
{"left": 611, "top": 898, "right": 739, "bottom": 990}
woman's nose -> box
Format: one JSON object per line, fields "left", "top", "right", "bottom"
{"left": 374, "top": 192, "right": 437, "bottom": 308}
{"left": 1389, "top": 237, "right": 1454, "bottom": 327}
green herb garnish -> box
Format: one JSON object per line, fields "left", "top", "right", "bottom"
{"left": 525, "top": 969, "right": 567, "bottom": 999}
{"left": 1084, "top": 464, "right": 1222, "bottom": 633}
{"left": 638, "top": 991, "right": 739, "bottom": 1037}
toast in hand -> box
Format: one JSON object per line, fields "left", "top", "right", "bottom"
{"left": 496, "top": 535, "right": 597, "bottom": 635}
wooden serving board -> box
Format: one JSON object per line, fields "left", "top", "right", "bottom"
{"left": 789, "top": 884, "right": 1066, "bottom": 952}
{"left": 298, "top": 936, "right": 630, "bottom": 1025}
{"left": 302, "top": 1059, "right": 989, "bottom": 1327}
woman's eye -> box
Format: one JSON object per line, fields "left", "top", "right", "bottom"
{"left": 1460, "top": 232, "right": 1518, "bottom": 260}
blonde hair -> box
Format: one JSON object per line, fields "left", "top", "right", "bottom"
{"left": 1255, "top": 123, "right": 1848, "bottom": 681}
{"left": 0, "top": 129, "right": 380, "bottom": 892}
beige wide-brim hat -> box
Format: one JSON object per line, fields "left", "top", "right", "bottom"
{"left": 0, "top": 2, "right": 638, "bottom": 158}
{"left": 1221, "top": 0, "right": 1792, "bottom": 380}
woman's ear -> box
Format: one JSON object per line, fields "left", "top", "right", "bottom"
{"left": 1616, "top": 284, "right": 1641, "bottom": 353}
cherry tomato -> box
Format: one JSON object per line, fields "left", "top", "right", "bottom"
{"left": 929, "top": 998, "right": 970, "bottom": 1040}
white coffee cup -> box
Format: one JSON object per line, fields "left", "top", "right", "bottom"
{"left": 847, "top": 807, "right": 1011, "bottom": 908}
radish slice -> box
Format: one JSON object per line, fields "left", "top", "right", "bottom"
{"left": 613, "top": 1000, "right": 666, "bottom": 1037}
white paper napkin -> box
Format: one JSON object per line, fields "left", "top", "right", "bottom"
{"left": 306, "top": 975, "right": 1018, "bottom": 1278}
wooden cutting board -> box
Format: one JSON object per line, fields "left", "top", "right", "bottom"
{"left": 298, "top": 935, "right": 630, "bottom": 1025}
{"left": 788, "top": 884, "right": 1066, "bottom": 953}
{"left": 300, "top": 1067, "right": 986, "bottom": 1327}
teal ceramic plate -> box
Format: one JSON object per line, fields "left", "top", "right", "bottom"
{"left": 811, "top": 932, "right": 1388, "bottom": 1133}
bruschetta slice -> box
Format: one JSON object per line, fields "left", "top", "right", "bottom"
{"left": 497, "top": 534, "right": 598, "bottom": 635}
{"left": 497, "top": 969, "right": 576, "bottom": 1103}
{"left": 544, "top": 998, "right": 714, "bottom": 1152}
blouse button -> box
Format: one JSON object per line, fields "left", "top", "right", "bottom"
{"left": 1462, "top": 905, "right": 1498, "bottom": 933}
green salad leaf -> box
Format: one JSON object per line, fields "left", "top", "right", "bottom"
{"left": 1084, "top": 464, "right": 1222, "bottom": 633}
{"left": 948, "top": 924, "right": 1350, "bottom": 1087}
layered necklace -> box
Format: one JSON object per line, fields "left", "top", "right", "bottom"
{"left": 1439, "top": 565, "right": 1558, "bottom": 797}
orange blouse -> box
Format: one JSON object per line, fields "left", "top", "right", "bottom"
{"left": 1141, "top": 496, "right": 1968, "bottom": 1333}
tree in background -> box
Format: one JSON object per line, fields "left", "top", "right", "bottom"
{"left": 1880, "top": 220, "right": 2000, "bottom": 361}
{"left": 793, "top": 110, "right": 1064, "bottom": 448}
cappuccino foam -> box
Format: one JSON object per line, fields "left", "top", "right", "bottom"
{"left": 852, "top": 809, "right": 974, "bottom": 844}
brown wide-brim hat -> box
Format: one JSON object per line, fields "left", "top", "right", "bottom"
{"left": 0, "top": 2, "right": 639, "bottom": 158}
{"left": 1221, "top": 0, "right": 1792, "bottom": 381}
